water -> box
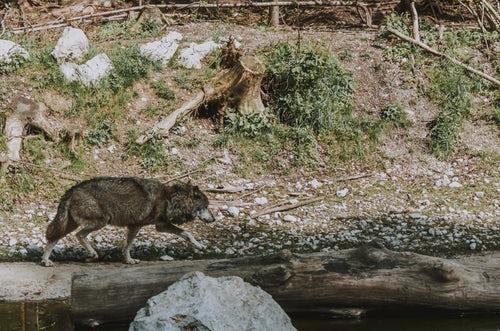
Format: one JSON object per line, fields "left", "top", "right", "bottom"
{"left": 1, "top": 302, "right": 499, "bottom": 331}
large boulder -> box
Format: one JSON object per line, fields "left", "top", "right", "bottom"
{"left": 140, "top": 31, "right": 183, "bottom": 65}
{"left": 0, "top": 40, "right": 29, "bottom": 64}
{"left": 129, "top": 271, "right": 296, "bottom": 331}
{"left": 51, "top": 27, "right": 89, "bottom": 62}
{"left": 60, "top": 53, "right": 112, "bottom": 86}
{"left": 178, "top": 40, "right": 220, "bottom": 69}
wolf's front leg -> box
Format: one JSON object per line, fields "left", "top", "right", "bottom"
{"left": 155, "top": 223, "right": 206, "bottom": 250}
{"left": 122, "top": 225, "right": 141, "bottom": 264}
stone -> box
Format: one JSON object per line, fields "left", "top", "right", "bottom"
{"left": 255, "top": 197, "right": 268, "bottom": 205}
{"left": 227, "top": 206, "right": 240, "bottom": 218}
{"left": 470, "top": 242, "right": 477, "bottom": 250}
{"left": 160, "top": 254, "right": 174, "bottom": 261}
{"left": 0, "top": 40, "right": 29, "bottom": 64}
{"left": 336, "top": 188, "right": 349, "bottom": 198}
{"left": 51, "top": 27, "right": 89, "bottom": 62}
{"left": 60, "top": 53, "right": 113, "bottom": 86}
{"left": 475, "top": 191, "right": 485, "bottom": 198}
{"left": 449, "top": 181, "right": 462, "bottom": 189}
{"left": 179, "top": 40, "right": 220, "bottom": 69}
{"left": 309, "top": 179, "right": 322, "bottom": 189}
{"left": 140, "top": 31, "right": 183, "bottom": 65}
{"left": 283, "top": 215, "right": 297, "bottom": 223}
{"left": 129, "top": 272, "right": 296, "bottom": 331}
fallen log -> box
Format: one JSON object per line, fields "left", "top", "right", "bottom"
{"left": 136, "top": 54, "right": 265, "bottom": 144}
{"left": 71, "top": 243, "right": 500, "bottom": 325}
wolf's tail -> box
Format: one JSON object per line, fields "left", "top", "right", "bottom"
{"left": 46, "top": 192, "right": 74, "bottom": 241}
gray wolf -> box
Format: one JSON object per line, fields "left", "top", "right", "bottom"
{"left": 41, "top": 177, "right": 214, "bottom": 267}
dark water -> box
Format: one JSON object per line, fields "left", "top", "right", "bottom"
{"left": 1, "top": 301, "right": 499, "bottom": 331}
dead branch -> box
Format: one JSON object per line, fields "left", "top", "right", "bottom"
{"left": 8, "top": 1, "right": 400, "bottom": 33}
{"left": 387, "top": 28, "right": 500, "bottom": 86}
{"left": 251, "top": 196, "right": 324, "bottom": 218}
{"left": 406, "top": 0, "right": 420, "bottom": 41}
{"left": 205, "top": 186, "right": 246, "bottom": 193}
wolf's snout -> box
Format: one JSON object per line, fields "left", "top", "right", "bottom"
{"left": 198, "top": 208, "right": 215, "bottom": 223}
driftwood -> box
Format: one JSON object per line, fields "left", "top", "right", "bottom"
{"left": 137, "top": 55, "right": 265, "bottom": 144}
{"left": 0, "top": 96, "right": 63, "bottom": 168}
{"left": 251, "top": 196, "right": 324, "bottom": 218}
{"left": 71, "top": 245, "right": 500, "bottom": 325}
{"left": 387, "top": 28, "right": 500, "bottom": 86}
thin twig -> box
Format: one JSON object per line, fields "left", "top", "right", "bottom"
{"left": 251, "top": 196, "right": 324, "bottom": 219}
{"left": 387, "top": 28, "right": 500, "bottom": 86}
{"left": 334, "top": 173, "right": 373, "bottom": 182}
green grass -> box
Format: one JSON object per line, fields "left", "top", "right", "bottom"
{"left": 428, "top": 63, "right": 474, "bottom": 158}
{"left": 125, "top": 130, "right": 168, "bottom": 172}
{"left": 380, "top": 104, "right": 412, "bottom": 128}
{"left": 152, "top": 80, "right": 176, "bottom": 100}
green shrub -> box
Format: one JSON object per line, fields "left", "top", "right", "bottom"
{"left": 108, "top": 46, "right": 161, "bottom": 91}
{"left": 223, "top": 108, "right": 274, "bottom": 138}
{"left": 380, "top": 104, "right": 412, "bottom": 128}
{"left": 86, "top": 120, "right": 115, "bottom": 146}
{"left": 152, "top": 81, "right": 176, "bottom": 100}
{"left": 429, "top": 63, "right": 473, "bottom": 158}
{"left": 125, "top": 130, "right": 167, "bottom": 172}
{"left": 265, "top": 42, "right": 354, "bottom": 133}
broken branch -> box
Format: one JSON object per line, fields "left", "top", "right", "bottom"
{"left": 251, "top": 196, "right": 324, "bottom": 218}
{"left": 387, "top": 28, "right": 500, "bottom": 86}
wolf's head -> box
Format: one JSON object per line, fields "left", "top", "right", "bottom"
{"left": 165, "top": 181, "right": 215, "bottom": 224}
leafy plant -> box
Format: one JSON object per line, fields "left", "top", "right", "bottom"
{"left": 152, "top": 81, "right": 176, "bottom": 100}
{"left": 223, "top": 108, "right": 274, "bottom": 138}
{"left": 265, "top": 42, "right": 354, "bottom": 133}
{"left": 86, "top": 120, "right": 115, "bottom": 146}
{"left": 380, "top": 104, "right": 412, "bottom": 128}
{"left": 125, "top": 130, "right": 167, "bottom": 172}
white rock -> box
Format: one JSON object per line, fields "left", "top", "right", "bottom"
{"left": 0, "top": 40, "right": 29, "bottom": 64}
{"left": 283, "top": 215, "right": 297, "bottom": 222}
{"left": 255, "top": 197, "right": 268, "bottom": 205}
{"left": 470, "top": 242, "right": 477, "bottom": 250}
{"left": 336, "top": 188, "right": 349, "bottom": 198}
{"left": 448, "top": 181, "right": 462, "bottom": 189}
{"left": 8, "top": 238, "right": 17, "bottom": 246}
{"left": 51, "top": 27, "right": 89, "bottom": 62}
{"left": 170, "top": 148, "right": 179, "bottom": 155}
{"left": 129, "top": 272, "right": 296, "bottom": 331}
{"left": 160, "top": 254, "right": 174, "bottom": 261}
{"left": 60, "top": 53, "right": 112, "bottom": 86}
{"left": 179, "top": 39, "right": 220, "bottom": 69}
{"left": 227, "top": 206, "right": 240, "bottom": 218}
{"left": 309, "top": 179, "right": 322, "bottom": 189}
{"left": 475, "top": 191, "right": 484, "bottom": 198}
{"left": 140, "top": 31, "right": 183, "bottom": 65}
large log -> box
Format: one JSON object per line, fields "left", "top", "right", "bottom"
{"left": 71, "top": 244, "right": 500, "bottom": 325}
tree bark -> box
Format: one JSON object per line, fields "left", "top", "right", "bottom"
{"left": 137, "top": 55, "right": 265, "bottom": 144}
{"left": 71, "top": 244, "right": 500, "bottom": 325}
{"left": 269, "top": 0, "right": 280, "bottom": 27}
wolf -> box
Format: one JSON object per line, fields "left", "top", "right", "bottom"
{"left": 40, "top": 177, "right": 214, "bottom": 267}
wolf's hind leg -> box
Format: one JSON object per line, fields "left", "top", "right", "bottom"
{"left": 156, "top": 223, "right": 206, "bottom": 250}
{"left": 122, "top": 225, "right": 141, "bottom": 264}
{"left": 76, "top": 225, "right": 103, "bottom": 262}
{"left": 41, "top": 219, "right": 78, "bottom": 267}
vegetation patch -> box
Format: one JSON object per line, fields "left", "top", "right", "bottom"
{"left": 125, "top": 130, "right": 168, "bottom": 172}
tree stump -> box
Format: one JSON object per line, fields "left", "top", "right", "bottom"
{"left": 137, "top": 54, "right": 266, "bottom": 144}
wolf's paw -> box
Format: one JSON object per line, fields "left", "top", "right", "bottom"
{"left": 125, "top": 258, "right": 140, "bottom": 265}
{"left": 40, "top": 259, "right": 54, "bottom": 267}
{"left": 85, "top": 254, "right": 99, "bottom": 262}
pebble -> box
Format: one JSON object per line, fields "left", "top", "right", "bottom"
{"left": 255, "top": 197, "right": 268, "bottom": 205}
{"left": 309, "top": 179, "right": 322, "bottom": 189}
{"left": 227, "top": 206, "right": 240, "bottom": 218}
{"left": 283, "top": 215, "right": 297, "bottom": 222}
{"left": 470, "top": 242, "right": 477, "bottom": 250}
{"left": 449, "top": 181, "right": 462, "bottom": 188}
{"left": 336, "top": 188, "right": 349, "bottom": 198}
